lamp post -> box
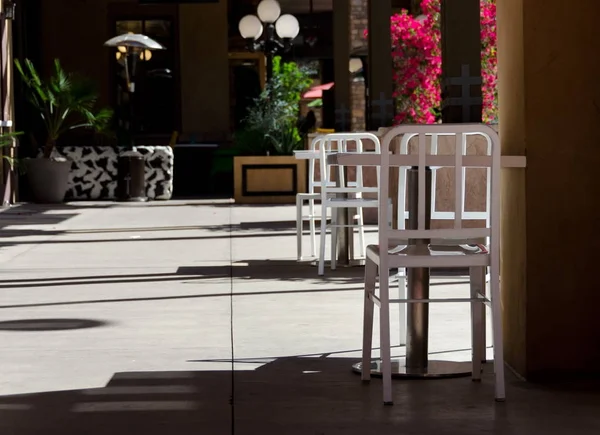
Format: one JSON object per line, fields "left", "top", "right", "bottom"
{"left": 238, "top": 0, "right": 300, "bottom": 83}
{"left": 104, "top": 33, "right": 164, "bottom": 202}
{"left": 104, "top": 33, "right": 164, "bottom": 142}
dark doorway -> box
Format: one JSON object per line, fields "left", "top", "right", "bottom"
{"left": 232, "top": 65, "right": 261, "bottom": 129}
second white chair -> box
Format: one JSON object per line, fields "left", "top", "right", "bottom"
{"left": 317, "top": 132, "right": 382, "bottom": 276}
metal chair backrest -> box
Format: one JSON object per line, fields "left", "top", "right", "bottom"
{"left": 306, "top": 135, "right": 345, "bottom": 195}
{"left": 380, "top": 124, "right": 500, "bottom": 255}
{"left": 318, "top": 132, "right": 382, "bottom": 199}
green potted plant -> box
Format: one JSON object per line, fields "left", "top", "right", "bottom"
{"left": 14, "top": 58, "right": 113, "bottom": 203}
{"left": 233, "top": 56, "right": 312, "bottom": 204}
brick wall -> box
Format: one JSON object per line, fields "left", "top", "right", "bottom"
{"left": 350, "top": 0, "right": 368, "bottom": 50}
{"left": 351, "top": 81, "right": 366, "bottom": 131}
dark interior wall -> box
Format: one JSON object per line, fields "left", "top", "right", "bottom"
{"left": 40, "top": 0, "right": 125, "bottom": 108}
{"left": 14, "top": 0, "right": 43, "bottom": 151}
{"left": 38, "top": 0, "right": 231, "bottom": 140}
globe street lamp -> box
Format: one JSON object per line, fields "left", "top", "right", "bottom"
{"left": 238, "top": 0, "right": 300, "bottom": 82}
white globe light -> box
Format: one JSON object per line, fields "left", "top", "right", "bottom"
{"left": 257, "top": 0, "right": 281, "bottom": 23}
{"left": 238, "top": 15, "right": 263, "bottom": 39}
{"left": 275, "top": 14, "right": 300, "bottom": 39}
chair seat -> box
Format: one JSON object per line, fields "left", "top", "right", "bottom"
{"left": 366, "top": 243, "right": 489, "bottom": 268}
{"left": 297, "top": 193, "right": 320, "bottom": 199}
{"left": 325, "top": 198, "right": 379, "bottom": 208}
{"left": 298, "top": 193, "right": 360, "bottom": 202}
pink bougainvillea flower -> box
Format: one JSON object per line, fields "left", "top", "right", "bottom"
{"left": 365, "top": 0, "right": 497, "bottom": 125}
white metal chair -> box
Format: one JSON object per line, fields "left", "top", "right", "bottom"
{"left": 361, "top": 124, "right": 505, "bottom": 404}
{"left": 317, "top": 132, "right": 381, "bottom": 276}
{"left": 296, "top": 136, "right": 356, "bottom": 260}
{"left": 296, "top": 136, "right": 326, "bottom": 260}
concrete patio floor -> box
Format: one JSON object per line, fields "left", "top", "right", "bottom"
{"left": 0, "top": 200, "right": 598, "bottom": 434}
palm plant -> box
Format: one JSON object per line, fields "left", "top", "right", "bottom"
{"left": 14, "top": 58, "right": 113, "bottom": 158}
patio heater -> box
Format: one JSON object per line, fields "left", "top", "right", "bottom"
{"left": 103, "top": 33, "right": 165, "bottom": 202}
{"left": 238, "top": 0, "right": 300, "bottom": 83}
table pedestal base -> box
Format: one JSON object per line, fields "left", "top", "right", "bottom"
{"left": 310, "top": 259, "right": 366, "bottom": 268}
{"left": 352, "top": 358, "right": 472, "bottom": 379}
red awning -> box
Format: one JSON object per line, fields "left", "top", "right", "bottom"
{"left": 302, "top": 82, "right": 334, "bottom": 99}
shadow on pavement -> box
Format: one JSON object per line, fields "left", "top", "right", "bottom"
{"left": 0, "top": 203, "right": 113, "bottom": 233}
{"left": 0, "top": 357, "right": 598, "bottom": 435}
{"left": 0, "top": 286, "right": 363, "bottom": 310}
{"left": 0, "top": 261, "right": 365, "bottom": 289}
{"left": 0, "top": 318, "right": 110, "bottom": 332}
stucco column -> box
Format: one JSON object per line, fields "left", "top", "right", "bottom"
{"left": 179, "top": 1, "right": 229, "bottom": 139}
{"left": 498, "top": 0, "right": 600, "bottom": 379}
{"left": 367, "top": 0, "right": 393, "bottom": 129}
{"left": 440, "top": 0, "right": 482, "bottom": 122}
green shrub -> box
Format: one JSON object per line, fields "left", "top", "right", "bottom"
{"left": 235, "top": 56, "right": 312, "bottom": 156}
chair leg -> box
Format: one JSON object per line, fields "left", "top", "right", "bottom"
{"left": 331, "top": 210, "right": 338, "bottom": 271}
{"left": 309, "top": 198, "right": 317, "bottom": 258}
{"left": 489, "top": 265, "right": 506, "bottom": 401}
{"left": 481, "top": 269, "right": 488, "bottom": 363}
{"left": 362, "top": 257, "right": 377, "bottom": 381}
{"left": 482, "top": 270, "right": 489, "bottom": 361}
{"left": 357, "top": 207, "right": 366, "bottom": 258}
{"left": 318, "top": 202, "right": 328, "bottom": 276}
{"left": 469, "top": 266, "right": 485, "bottom": 382}
{"left": 397, "top": 270, "right": 406, "bottom": 347}
{"left": 296, "top": 195, "right": 303, "bottom": 261}
{"left": 379, "top": 265, "right": 393, "bottom": 405}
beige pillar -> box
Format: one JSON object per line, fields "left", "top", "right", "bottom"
{"left": 179, "top": 1, "right": 229, "bottom": 140}
{"left": 441, "top": 0, "right": 481, "bottom": 122}
{"left": 498, "top": 0, "right": 600, "bottom": 379}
